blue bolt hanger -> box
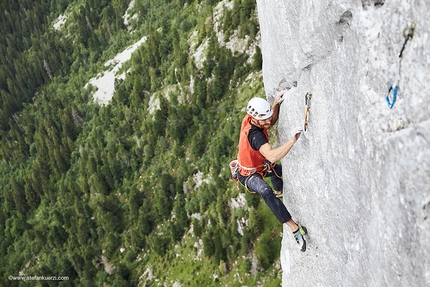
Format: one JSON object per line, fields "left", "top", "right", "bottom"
{"left": 386, "top": 22, "right": 416, "bottom": 109}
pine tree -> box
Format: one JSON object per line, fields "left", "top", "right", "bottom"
{"left": 23, "top": 174, "right": 40, "bottom": 209}
{"left": 203, "top": 232, "right": 215, "bottom": 258}
{"left": 138, "top": 201, "right": 154, "bottom": 236}
{"left": 11, "top": 178, "right": 29, "bottom": 213}
{"left": 192, "top": 217, "right": 202, "bottom": 237}
{"left": 253, "top": 46, "right": 263, "bottom": 70}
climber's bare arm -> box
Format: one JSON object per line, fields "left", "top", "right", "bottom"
{"left": 270, "top": 90, "right": 286, "bottom": 125}
{"left": 259, "top": 129, "right": 301, "bottom": 163}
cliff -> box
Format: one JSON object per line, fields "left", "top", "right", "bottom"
{"left": 256, "top": 1, "right": 430, "bottom": 286}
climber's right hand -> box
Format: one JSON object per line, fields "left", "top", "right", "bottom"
{"left": 291, "top": 127, "right": 303, "bottom": 141}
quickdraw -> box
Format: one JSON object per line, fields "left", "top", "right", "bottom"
{"left": 303, "top": 92, "right": 312, "bottom": 131}
{"left": 386, "top": 22, "right": 416, "bottom": 109}
{"left": 399, "top": 22, "right": 416, "bottom": 58}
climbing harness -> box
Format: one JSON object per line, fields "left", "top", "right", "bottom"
{"left": 386, "top": 22, "right": 416, "bottom": 109}
{"left": 303, "top": 92, "right": 312, "bottom": 131}
{"left": 235, "top": 160, "right": 270, "bottom": 178}
{"left": 230, "top": 159, "right": 264, "bottom": 178}
{"left": 242, "top": 160, "right": 282, "bottom": 192}
{"left": 229, "top": 159, "right": 282, "bottom": 192}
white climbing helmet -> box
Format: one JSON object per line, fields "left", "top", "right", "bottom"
{"left": 246, "top": 97, "right": 273, "bottom": 120}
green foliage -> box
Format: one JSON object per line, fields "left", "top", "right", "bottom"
{"left": 253, "top": 45, "right": 263, "bottom": 70}
{"left": 255, "top": 232, "right": 280, "bottom": 270}
{"left": 242, "top": 258, "right": 252, "bottom": 274}
{"left": 249, "top": 206, "right": 264, "bottom": 236}
{"left": 192, "top": 218, "right": 202, "bottom": 237}
{"left": 203, "top": 232, "right": 215, "bottom": 258}
{"left": 221, "top": 0, "right": 258, "bottom": 40}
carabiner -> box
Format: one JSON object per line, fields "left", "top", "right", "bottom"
{"left": 305, "top": 92, "right": 312, "bottom": 106}
{"left": 386, "top": 85, "right": 398, "bottom": 109}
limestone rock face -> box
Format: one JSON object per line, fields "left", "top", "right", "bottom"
{"left": 256, "top": 1, "right": 430, "bottom": 286}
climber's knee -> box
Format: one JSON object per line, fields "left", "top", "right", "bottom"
{"left": 257, "top": 183, "right": 274, "bottom": 198}
{"left": 246, "top": 174, "right": 272, "bottom": 197}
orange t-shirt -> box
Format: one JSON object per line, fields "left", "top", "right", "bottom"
{"left": 237, "top": 115, "right": 268, "bottom": 174}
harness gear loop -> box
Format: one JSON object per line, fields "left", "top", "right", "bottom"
{"left": 229, "top": 160, "right": 239, "bottom": 181}
{"left": 264, "top": 160, "right": 282, "bottom": 179}
{"left": 304, "top": 92, "right": 312, "bottom": 131}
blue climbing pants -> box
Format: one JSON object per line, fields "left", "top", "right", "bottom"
{"left": 237, "top": 164, "right": 292, "bottom": 224}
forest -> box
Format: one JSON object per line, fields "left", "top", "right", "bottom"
{"left": 0, "top": 0, "right": 283, "bottom": 286}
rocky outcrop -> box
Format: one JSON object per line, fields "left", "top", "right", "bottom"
{"left": 256, "top": 1, "right": 430, "bottom": 286}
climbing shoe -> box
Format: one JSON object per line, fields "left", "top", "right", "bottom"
{"left": 292, "top": 225, "right": 307, "bottom": 252}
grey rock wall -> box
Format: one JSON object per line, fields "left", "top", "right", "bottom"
{"left": 256, "top": 1, "right": 430, "bottom": 286}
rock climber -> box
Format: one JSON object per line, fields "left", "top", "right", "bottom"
{"left": 233, "top": 90, "right": 307, "bottom": 252}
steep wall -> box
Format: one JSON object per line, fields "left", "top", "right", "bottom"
{"left": 256, "top": 1, "right": 430, "bottom": 286}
